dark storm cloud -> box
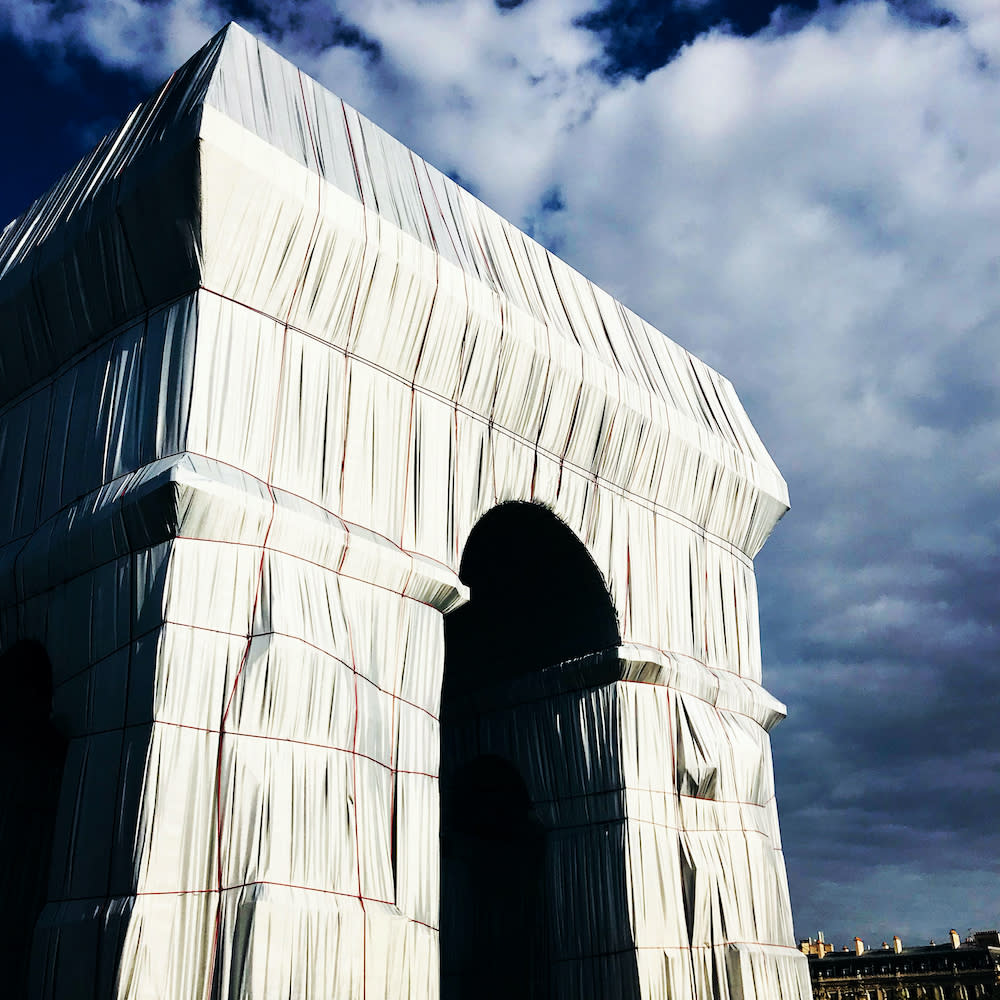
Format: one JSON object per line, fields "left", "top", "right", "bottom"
{"left": 576, "top": 0, "right": 958, "bottom": 79}
{"left": 902, "top": 374, "right": 1000, "bottom": 434}
{"left": 758, "top": 429, "right": 1000, "bottom": 943}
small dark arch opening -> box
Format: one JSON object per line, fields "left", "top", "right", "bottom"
{"left": 443, "top": 501, "right": 620, "bottom": 698}
{"left": 440, "top": 502, "right": 622, "bottom": 999}
{"left": 446, "top": 753, "right": 540, "bottom": 846}
{"left": 440, "top": 754, "right": 545, "bottom": 999}
{"left": 0, "top": 640, "right": 68, "bottom": 995}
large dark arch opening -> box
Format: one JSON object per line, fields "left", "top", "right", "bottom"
{"left": 440, "top": 502, "right": 621, "bottom": 1000}
{"left": 0, "top": 640, "right": 68, "bottom": 996}
{"left": 443, "top": 501, "right": 620, "bottom": 698}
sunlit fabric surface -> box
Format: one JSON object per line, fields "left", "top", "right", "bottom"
{"left": 0, "top": 22, "right": 809, "bottom": 999}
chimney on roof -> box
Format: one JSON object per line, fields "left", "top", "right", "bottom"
{"left": 951, "top": 929, "right": 961, "bottom": 949}
{"left": 818, "top": 931, "right": 825, "bottom": 943}
{"left": 854, "top": 937, "right": 865, "bottom": 956}
{"left": 893, "top": 936, "right": 902, "bottom": 954}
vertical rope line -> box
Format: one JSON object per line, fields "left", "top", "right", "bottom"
{"left": 338, "top": 95, "right": 371, "bottom": 1000}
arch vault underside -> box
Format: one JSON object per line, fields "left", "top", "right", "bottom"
{"left": 0, "top": 23, "right": 808, "bottom": 1000}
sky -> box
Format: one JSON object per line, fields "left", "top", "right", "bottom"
{"left": 2, "top": 0, "right": 998, "bottom": 953}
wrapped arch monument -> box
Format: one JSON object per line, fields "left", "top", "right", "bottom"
{"left": 0, "top": 24, "right": 810, "bottom": 1000}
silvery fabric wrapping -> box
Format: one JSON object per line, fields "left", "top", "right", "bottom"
{"left": 0, "top": 23, "right": 810, "bottom": 1000}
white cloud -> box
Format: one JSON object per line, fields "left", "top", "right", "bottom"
{"left": 322, "top": 0, "right": 605, "bottom": 219}
{"left": 947, "top": 0, "right": 1000, "bottom": 62}
{"left": 0, "top": 0, "right": 222, "bottom": 73}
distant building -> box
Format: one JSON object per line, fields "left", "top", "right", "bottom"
{"left": 801, "top": 932, "right": 835, "bottom": 958}
{"left": 807, "top": 930, "right": 1000, "bottom": 1000}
